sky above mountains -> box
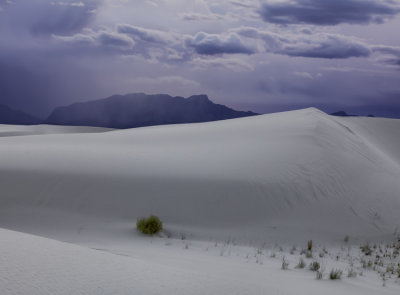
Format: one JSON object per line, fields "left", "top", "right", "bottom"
{"left": 1, "top": 0, "right": 400, "bottom": 118}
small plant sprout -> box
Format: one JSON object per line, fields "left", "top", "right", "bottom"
{"left": 382, "top": 273, "right": 386, "bottom": 287}
{"left": 290, "top": 245, "right": 296, "bottom": 255}
{"left": 296, "top": 258, "right": 306, "bottom": 269}
{"left": 281, "top": 256, "right": 289, "bottom": 270}
{"left": 307, "top": 240, "right": 313, "bottom": 251}
{"left": 347, "top": 268, "right": 357, "bottom": 278}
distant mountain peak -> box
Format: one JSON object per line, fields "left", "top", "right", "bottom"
{"left": 45, "top": 93, "right": 258, "bottom": 129}
{"left": 331, "top": 111, "right": 350, "bottom": 117}
{"left": 330, "top": 110, "right": 376, "bottom": 118}
{"left": 187, "top": 94, "right": 211, "bottom": 103}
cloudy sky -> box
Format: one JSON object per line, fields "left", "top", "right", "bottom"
{"left": 1, "top": 0, "right": 400, "bottom": 118}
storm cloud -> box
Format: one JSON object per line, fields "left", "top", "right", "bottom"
{"left": 0, "top": 0, "right": 399, "bottom": 118}
{"left": 117, "top": 24, "right": 175, "bottom": 44}
{"left": 185, "top": 32, "right": 255, "bottom": 55}
{"left": 236, "top": 27, "right": 371, "bottom": 59}
{"left": 260, "top": 0, "right": 400, "bottom": 26}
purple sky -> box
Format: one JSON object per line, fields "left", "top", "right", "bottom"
{"left": 1, "top": 0, "right": 400, "bottom": 118}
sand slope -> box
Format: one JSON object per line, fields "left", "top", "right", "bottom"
{"left": 0, "top": 108, "right": 399, "bottom": 244}
{"left": 1, "top": 228, "right": 399, "bottom": 295}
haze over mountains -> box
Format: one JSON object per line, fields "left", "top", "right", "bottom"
{"left": 0, "top": 104, "right": 41, "bottom": 125}
{"left": 0, "top": 93, "right": 258, "bottom": 128}
{"left": 1, "top": 93, "right": 385, "bottom": 129}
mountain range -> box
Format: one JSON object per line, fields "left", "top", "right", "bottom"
{"left": 44, "top": 93, "right": 258, "bottom": 128}
{"left": 0, "top": 93, "right": 258, "bottom": 128}
{"left": 0, "top": 104, "right": 41, "bottom": 125}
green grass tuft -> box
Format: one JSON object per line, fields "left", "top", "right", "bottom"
{"left": 136, "top": 215, "right": 163, "bottom": 235}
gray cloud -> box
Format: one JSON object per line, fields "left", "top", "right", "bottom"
{"left": 386, "top": 58, "right": 400, "bottom": 66}
{"left": 236, "top": 27, "right": 371, "bottom": 59}
{"left": 260, "top": 0, "right": 400, "bottom": 26}
{"left": 55, "top": 25, "right": 256, "bottom": 58}
{"left": 97, "top": 31, "right": 135, "bottom": 48}
{"left": 371, "top": 45, "right": 400, "bottom": 67}
{"left": 185, "top": 32, "right": 255, "bottom": 55}
{"left": 280, "top": 35, "right": 371, "bottom": 59}
{"left": 52, "top": 30, "right": 96, "bottom": 46}
{"left": 53, "top": 29, "right": 135, "bottom": 51}
{"left": 117, "top": 24, "right": 174, "bottom": 44}
{"left": 179, "top": 12, "right": 224, "bottom": 21}
{"left": 53, "top": 22, "right": 395, "bottom": 66}
{"left": 372, "top": 45, "right": 400, "bottom": 56}
{"left": 54, "top": 22, "right": 376, "bottom": 62}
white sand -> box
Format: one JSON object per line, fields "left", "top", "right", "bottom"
{"left": 0, "top": 108, "right": 400, "bottom": 294}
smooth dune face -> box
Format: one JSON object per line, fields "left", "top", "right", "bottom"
{"left": 0, "top": 124, "right": 113, "bottom": 137}
{"left": 0, "top": 108, "right": 399, "bottom": 244}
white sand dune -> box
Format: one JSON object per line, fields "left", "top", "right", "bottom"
{"left": 0, "top": 108, "right": 399, "bottom": 245}
{"left": 1, "top": 108, "right": 400, "bottom": 294}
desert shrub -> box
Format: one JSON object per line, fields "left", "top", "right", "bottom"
{"left": 329, "top": 269, "right": 342, "bottom": 280}
{"left": 310, "top": 261, "right": 320, "bottom": 271}
{"left": 316, "top": 270, "right": 323, "bottom": 280}
{"left": 136, "top": 215, "right": 163, "bottom": 235}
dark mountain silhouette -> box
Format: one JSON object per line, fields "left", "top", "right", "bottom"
{"left": 331, "top": 111, "right": 375, "bottom": 118}
{"left": 44, "top": 93, "right": 258, "bottom": 128}
{"left": 0, "top": 104, "right": 41, "bottom": 125}
{"left": 331, "top": 111, "right": 352, "bottom": 117}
